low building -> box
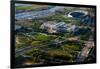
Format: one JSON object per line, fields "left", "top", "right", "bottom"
{"left": 40, "top": 21, "right": 78, "bottom": 33}
{"left": 40, "top": 21, "right": 57, "bottom": 33}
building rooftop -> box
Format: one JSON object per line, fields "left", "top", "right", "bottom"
{"left": 40, "top": 21, "right": 78, "bottom": 33}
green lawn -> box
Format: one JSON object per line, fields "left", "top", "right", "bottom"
{"left": 15, "top": 34, "right": 32, "bottom": 49}
{"left": 16, "top": 5, "right": 48, "bottom": 10}
{"left": 16, "top": 6, "right": 34, "bottom": 10}
{"left": 31, "top": 41, "right": 45, "bottom": 46}
{"left": 47, "top": 43, "right": 82, "bottom": 61}
{"left": 34, "top": 33, "right": 56, "bottom": 41}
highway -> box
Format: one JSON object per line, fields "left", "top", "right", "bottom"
{"left": 15, "top": 6, "right": 66, "bottom": 20}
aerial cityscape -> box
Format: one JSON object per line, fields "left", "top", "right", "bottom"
{"left": 14, "top": 3, "right": 96, "bottom": 67}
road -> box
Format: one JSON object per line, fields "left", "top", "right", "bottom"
{"left": 15, "top": 40, "right": 69, "bottom": 63}
{"left": 15, "top": 45, "right": 47, "bottom": 57}
{"left": 15, "top": 40, "right": 67, "bottom": 57}
{"left": 76, "top": 41, "right": 94, "bottom": 62}
{"left": 15, "top": 32, "right": 94, "bottom": 63}
{"left": 15, "top": 35, "right": 80, "bottom": 57}
{"left": 15, "top": 6, "right": 66, "bottom": 20}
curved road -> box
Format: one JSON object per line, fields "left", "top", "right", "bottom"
{"left": 15, "top": 6, "right": 66, "bottom": 20}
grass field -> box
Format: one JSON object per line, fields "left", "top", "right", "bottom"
{"left": 16, "top": 4, "right": 49, "bottom": 10}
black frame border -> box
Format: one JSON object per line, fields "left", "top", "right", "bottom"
{"left": 10, "top": 0, "right": 97, "bottom": 68}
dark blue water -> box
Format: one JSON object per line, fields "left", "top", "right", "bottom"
{"left": 70, "top": 12, "right": 85, "bottom": 18}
